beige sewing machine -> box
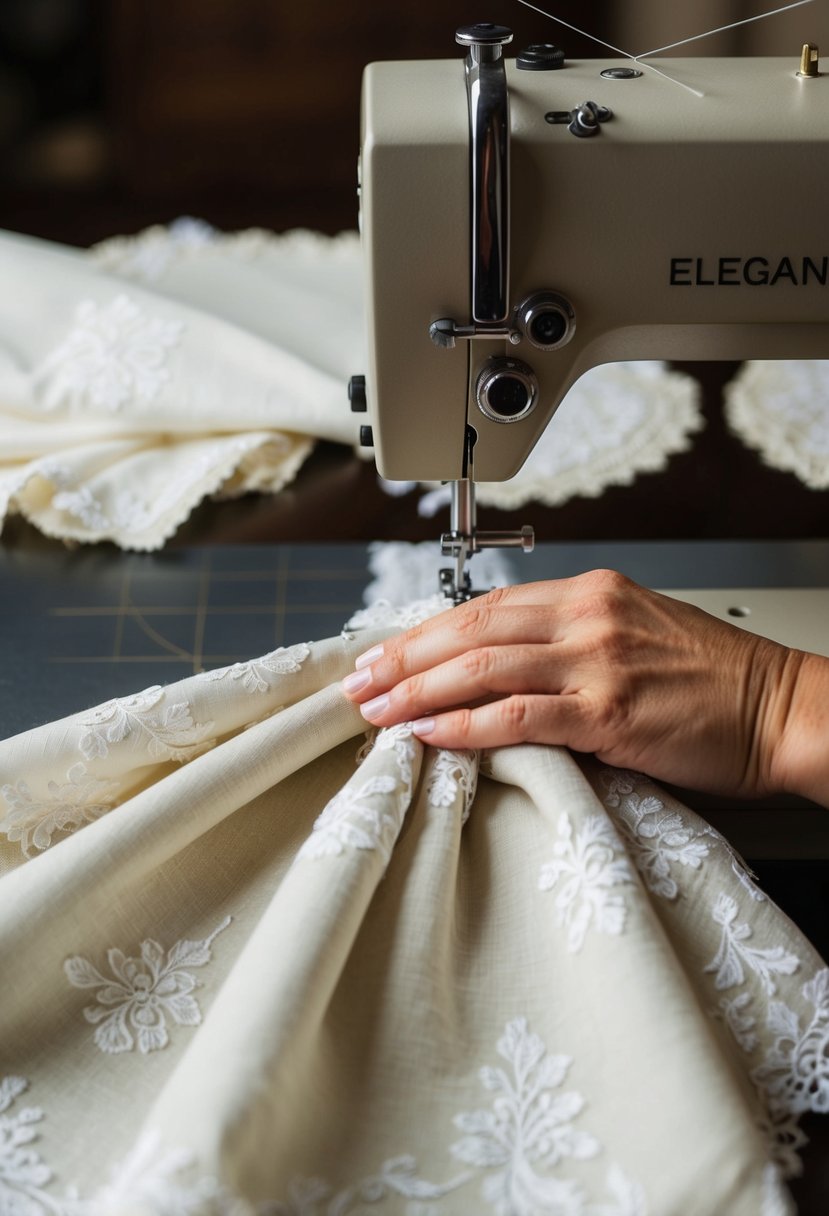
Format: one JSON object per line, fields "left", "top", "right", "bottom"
{"left": 353, "top": 22, "right": 828, "bottom": 605}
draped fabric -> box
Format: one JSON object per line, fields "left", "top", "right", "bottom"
{"left": 1, "top": 609, "right": 826, "bottom": 1215}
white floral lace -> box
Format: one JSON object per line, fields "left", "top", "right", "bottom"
{"left": 76, "top": 685, "right": 215, "bottom": 763}
{"left": 705, "top": 893, "right": 800, "bottom": 996}
{"left": 0, "top": 763, "right": 120, "bottom": 856}
{"left": 64, "top": 917, "right": 231, "bottom": 1054}
{"left": 205, "top": 643, "right": 311, "bottom": 694}
{"left": 725, "top": 360, "right": 829, "bottom": 489}
{"left": 538, "top": 814, "right": 635, "bottom": 953}
{"left": 34, "top": 295, "right": 184, "bottom": 413}
{"left": 426, "top": 749, "right": 478, "bottom": 826}
{"left": 297, "top": 723, "right": 417, "bottom": 866}
{"left": 600, "top": 770, "right": 710, "bottom": 900}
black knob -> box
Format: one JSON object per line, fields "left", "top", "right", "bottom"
{"left": 517, "top": 43, "right": 565, "bottom": 71}
{"left": 359, "top": 425, "right": 374, "bottom": 447}
{"left": 348, "top": 375, "right": 367, "bottom": 412}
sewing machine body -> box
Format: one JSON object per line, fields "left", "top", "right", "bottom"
{"left": 360, "top": 50, "right": 829, "bottom": 484}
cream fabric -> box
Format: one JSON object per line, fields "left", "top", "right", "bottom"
{"left": 0, "top": 611, "right": 826, "bottom": 1215}
{"left": 0, "top": 223, "right": 363, "bottom": 550}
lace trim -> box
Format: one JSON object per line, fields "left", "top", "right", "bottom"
{"left": 725, "top": 361, "right": 829, "bottom": 490}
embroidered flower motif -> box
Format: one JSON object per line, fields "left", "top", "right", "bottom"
{"left": 51, "top": 485, "right": 109, "bottom": 531}
{"left": 714, "top": 991, "right": 759, "bottom": 1054}
{"left": 705, "top": 893, "right": 800, "bottom": 995}
{"left": 0, "top": 1076, "right": 54, "bottom": 1206}
{"left": 600, "top": 771, "right": 709, "bottom": 899}
{"left": 0, "top": 763, "right": 120, "bottom": 856}
{"left": 64, "top": 917, "right": 231, "bottom": 1054}
{"left": 588, "top": 1165, "right": 648, "bottom": 1216}
{"left": 77, "top": 685, "right": 215, "bottom": 763}
{"left": 267, "top": 1157, "right": 470, "bottom": 1216}
{"left": 298, "top": 724, "right": 418, "bottom": 866}
{"left": 538, "top": 814, "right": 635, "bottom": 953}
{"left": 451, "top": 1017, "right": 599, "bottom": 1215}
{"left": 36, "top": 295, "right": 184, "bottom": 412}
{"left": 752, "top": 968, "right": 829, "bottom": 1118}
{"left": 91, "top": 1128, "right": 227, "bottom": 1215}
{"left": 205, "top": 643, "right": 311, "bottom": 694}
{"left": 427, "top": 750, "right": 478, "bottom": 825}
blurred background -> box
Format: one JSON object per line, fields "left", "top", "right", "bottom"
{"left": 0, "top": 0, "right": 826, "bottom": 245}
{"left": 0, "top": 0, "right": 827, "bottom": 548}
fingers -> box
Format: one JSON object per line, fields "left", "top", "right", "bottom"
{"left": 343, "top": 584, "right": 592, "bottom": 703}
{"left": 350, "top": 642, "right": 570, "bottom": 727}
{"left": 410, "top": 693, "right": 588, "bottom": 751}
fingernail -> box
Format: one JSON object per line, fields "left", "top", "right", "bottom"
{"left": 342, "top": 669, "right": 372, "bottom": 694}
{"left": 361, "top": 693, "right": 390, "bottom": 720}
{"left": 355, "top": 644, "right": 384, "bottom": 671}
{"left": 412, "top": 717, "right": 435, "bottom": 736}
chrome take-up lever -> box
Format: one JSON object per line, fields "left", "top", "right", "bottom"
{"left": 438, "top": 24, "right": 535, "bottom": 604}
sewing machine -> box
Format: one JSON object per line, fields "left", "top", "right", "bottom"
{"left": 353, "top": 23, "right": 828, "bottom": 600}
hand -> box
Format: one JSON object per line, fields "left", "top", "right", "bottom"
{"left": 341, "top": 569, "right": 823, "bottom": 803}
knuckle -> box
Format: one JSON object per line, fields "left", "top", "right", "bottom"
{"left": 451, "top": 707, "right": 476, "bottom": 744}
{"left": 498, "top": 696, "right": 530, "bottom": 740}
{"left": 482, "top": 584, "right": 511, "bottom": 609}
{"left": 460, "top": 646, "right": 496, "bottom": 681}
{"left": 402, "top": 670, "right": 426, "bottom": 703}
{"left": 453, "top": 602, "right": 490, "bottom": 642}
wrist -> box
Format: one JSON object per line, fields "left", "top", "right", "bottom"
{"left": 768, "top": 650, "right": 829, "bottom": 808}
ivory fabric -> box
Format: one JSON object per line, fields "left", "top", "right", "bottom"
{"left": 0, "top": 223, "right": 363, "bottom": 550}
{"left": 1, "top": 608, "right": 826, "bottom": 1215}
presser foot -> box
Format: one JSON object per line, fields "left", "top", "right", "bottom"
{"left": 439, "top": 476, "right": 534, "bottom": 604}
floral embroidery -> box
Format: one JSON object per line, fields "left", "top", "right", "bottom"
{"left": 297, "top": 724, "right": 417, "bottom": 867}
{"left": 205, "top": 643, "right": 311, "bottom": 694}
{"left": 587, "top": 1166, "right": 647, "bottom": 1216}
{"left": 538, "top": 814, "right": 635, "bottom": 953}
{"left": 705, "top": 893, "right": 800, "bottom": 995}
{"left": 77, "top": 685, "right": 215, "bottom": 763}
{"left": 714, "top": 991, "right": 759, "bottom": 1054}
{"left": 36, "top": 295, "right": 184, "bottom": 412}
{"left": 0, "top": 763, "right": 120, "bottom": 856}
{"left": 266, "top": 1157, "right": 470, "bottom": 1216}
{"left": 64, "top": 916, "right": 231, "bottom": 1054}
{"left": 0, "top": 1076, "right": 54, "bottom": 1208}
{"left": 451, "top": 1017, "right": 599, "bottom": 1215}
{"left": 51, "top": 486, "right": 109, "bottom": 532}
{"left": 600, "top": 771, "right": 709, "bottom": 899}
{"left": 90, "top": 1129, "right": 228, "bottom": 1215}
{"left": 752, "top": 968, "right": 829, "bottom": 1117}
{"left": 427, "top": 749, "right": 478, "bottom": 825}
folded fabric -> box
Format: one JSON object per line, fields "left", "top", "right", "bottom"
{"left": 725, "top": 361, "right": 829, "bottom": 490}
{"left": 0, "top": 602, "right": 825, "bottom": 1214}
{"left": 0, "top": 223, "right": 363, "bottom": 549}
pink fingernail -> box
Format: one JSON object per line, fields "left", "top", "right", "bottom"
{"left": 342, "top": 669, "right": 372, "bottom": 694}
{"left": 361, "top": 693, "right": 390, "bottom": 720}
{"left": 412, "top": 717, "right": 435, "bottom": 736}
{"left": 355, "top": 644, "right": 384, "bottom": 670}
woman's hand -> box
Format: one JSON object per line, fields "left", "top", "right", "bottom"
{"left": 341, "top": 569, "right": 825, "bottom": 802}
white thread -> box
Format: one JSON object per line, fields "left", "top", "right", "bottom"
{"left": 518, "top": 0, "right": 816, "bottom": 100}
{"left": 636, "top": 0, "right": 815, "bottom": 59}
{"left": 516, "top": 0, "right": 706, "bottom": 97}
